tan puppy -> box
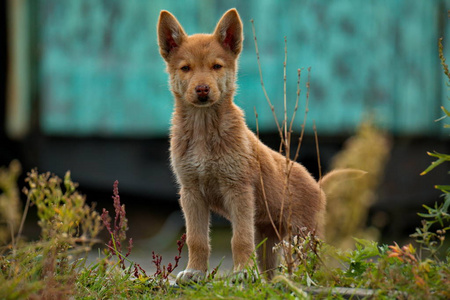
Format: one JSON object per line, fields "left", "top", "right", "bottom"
{"left": 158, "top": 9, "right": 344, "bottom": 283}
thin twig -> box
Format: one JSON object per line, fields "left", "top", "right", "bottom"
{"left": 313, "top": 120, "right": 322, "bottom": 183}
{"left": 293, "top": 67, "right": 311, "bottom": 163}
{"left": 281, "top": 36, "right": 296, "bottom": 274}
{"left": 251, "top": 19, "right": 285, "bottom": 146}
{"left": 289, "top": 68, "right": 303, "bottom": 135}
{"left": 284, "top": 66, "right": 317, "bottom": 276}
{"left": 254, "top": 107, "right": 282, "bottom": 242}
{"left": 286, "top": 69, "right": 303, "bottom": 180}
{"left": 283, "top": 36, "right": 288, "bottom": 155}
{"left": 279, "top": 36, "right": 290, "bottom": 238}
{"left": 15, "top": 193, "right": 31, "bottom": 255}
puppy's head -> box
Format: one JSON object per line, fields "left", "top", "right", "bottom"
{"left": 157, "top": 9, "right": 243, "bottom": 107}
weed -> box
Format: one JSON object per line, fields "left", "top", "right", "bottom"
{"left": 101, "top": 180, "right": 132, "bottom": 270}
{"left": 23, "top": 170, "right": 103, "bottom": 243}
{"left": 410, "top": 37, "right": 450, "bottom": 261}
{"left": 0, "top": 160, "right": 22, "bottom": 245}
{"left": 277, "top": 228, "right": 324, "bottom": 287}
{"left": 1, "top": 170, "right": 103, "bottom": 299}
{"left": 98, "top": 180, "right": 186, "bottom": 290}
{"left": 151, "top": 233, "right": 186, "bottom": 287}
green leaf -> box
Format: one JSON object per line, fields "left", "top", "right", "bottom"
{"left": 443, "top": 193, "right": 450, "bottom": 211}
{"left": 352, "top": 238, "right": 380, "bottom": 259}
{"left": 421, "top": 156, "right": 448, "bottom": 175}
{"left": 418, "top": 212, "right": 436, "bottom": 218}
{"left": 435, "top": 185, "right": 450, "bottom": 193}
{"left": 426, "top": 151, "right": 450, "bottom": 160}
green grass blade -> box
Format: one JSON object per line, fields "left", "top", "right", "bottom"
{"left": 435, "top": 185, "right": 450, "bottom": 193}
{"left": 421, "top": 157, "right": 447, "bottom": 175}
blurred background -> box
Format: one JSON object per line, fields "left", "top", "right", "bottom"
{"left": 1, "top": 0, "right": 449, "bottom": 271}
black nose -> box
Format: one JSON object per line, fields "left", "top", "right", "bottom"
{"left": 196, "top": 85, "right": 210, "bottom": 102}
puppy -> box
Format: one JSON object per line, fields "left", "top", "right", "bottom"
{"left": 158, "top": 8, "right": 348, "bottom": 283}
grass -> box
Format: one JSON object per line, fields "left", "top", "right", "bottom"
{"left": 0, "top": 129, "right": 449, "bottom": 299}
{"left": 1, "top": 176, "right": 449, "bottom": 299}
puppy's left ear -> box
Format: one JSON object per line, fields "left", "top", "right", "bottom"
{"left": 157, "top": 10, "right": 187, "bottom": 60}
{"left": 213, "top": 9, "right": 243, "bottom": 56}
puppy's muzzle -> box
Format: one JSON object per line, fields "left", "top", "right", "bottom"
{"left": 195, "top": 84, "right": 210, "bottom": 102}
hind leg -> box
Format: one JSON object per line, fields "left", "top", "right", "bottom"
{"left": 256, "top": 225, "right": 280, "bottom": 280}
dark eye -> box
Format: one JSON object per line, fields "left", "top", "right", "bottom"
{"left": 181, "top": 66, "right": 190, "bottom": 72}
{"left": 213, "top": 64, "right": 223, "bottom": 70}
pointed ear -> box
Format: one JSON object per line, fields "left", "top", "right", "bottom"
{"left": 213, "top": 9, "right": 243, "bottom": 56}
{"left": 157, "top": 11, "right": 187, "bottom": 60}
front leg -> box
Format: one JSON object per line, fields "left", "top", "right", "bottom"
{"left": 176, "top": 188, "right": 210, "bottom": 284}
{"left": 223, "top": 186, "right": 256, "bottom": 272}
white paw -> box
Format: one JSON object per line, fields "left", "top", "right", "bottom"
{"left": 176, "top": 269, "right": 206, "bottom": 285}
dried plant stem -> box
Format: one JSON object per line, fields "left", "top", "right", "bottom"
{"left": 282, "top": 36, "right": 295, "bottom": 274}
{"left": 293, "top": 67, "right": 311, "bottom": 163}
{"left": 289, "top": 68, "right": 303, "bottom": 135}
{"left": 279, "top": 36, "right": 290, "bottom": 238}
{"left": 251, "top": 19, "right": 285, "bottom": 146}
{"left": 254, "top": 107, "right": 282, "bottom": 242}
{"left": 286, "top": 69, "right": 303, "bottom": 180}
{"left": 251, "top": 20, "right": 316, "bottom": 277}
{"left": 14, "top": 193, "right": 31, "bottom": 254}
{"left": 252, "top": 19, "right": 289, "bottom": 244}
{"left": 313, "top": 121, "right": 322, "bottom": 183}
{"left": 283, "top": 36, "right": 288, "bottom": 155}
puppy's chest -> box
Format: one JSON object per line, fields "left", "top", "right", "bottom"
{"left": 175, "top": 140, "right": 234, "bottom": 177}
{"left": 171, "top": 132, "right": 249, "bottom": 184}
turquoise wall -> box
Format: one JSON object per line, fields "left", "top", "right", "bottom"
{"left": 36, "top": 0, "right": 450, "bottom": 137}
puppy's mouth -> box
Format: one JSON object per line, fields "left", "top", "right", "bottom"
{"left": 190, "top": 95, "right": 217, "bottom": 107}
{"left": 198, "top": 95, "right": 209, "bottom": 103}
{"left": 192, "top": 96, "right": 215, "bottom": 107}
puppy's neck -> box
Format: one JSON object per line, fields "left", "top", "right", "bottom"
{"left": 171, "top": 95, "right": 244, "bottom": 141}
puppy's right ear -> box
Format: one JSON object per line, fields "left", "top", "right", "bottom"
{"left": 157, "top": 11, "right": 187, "bottom": 60}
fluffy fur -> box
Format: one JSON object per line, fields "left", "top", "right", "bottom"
{"left": 157, "top": 9, "right": 345, "bottom": 283}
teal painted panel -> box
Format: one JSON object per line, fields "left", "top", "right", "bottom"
{"left": 37, "top": 0, "right": 449, "bottom": 137}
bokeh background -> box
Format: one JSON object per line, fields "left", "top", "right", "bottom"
{"left": 1, "top": 0, "right": 449, "bottom": 271}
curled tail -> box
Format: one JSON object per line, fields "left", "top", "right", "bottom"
{"left": 319, "top": 169, "right": 367, "bottom": 195}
